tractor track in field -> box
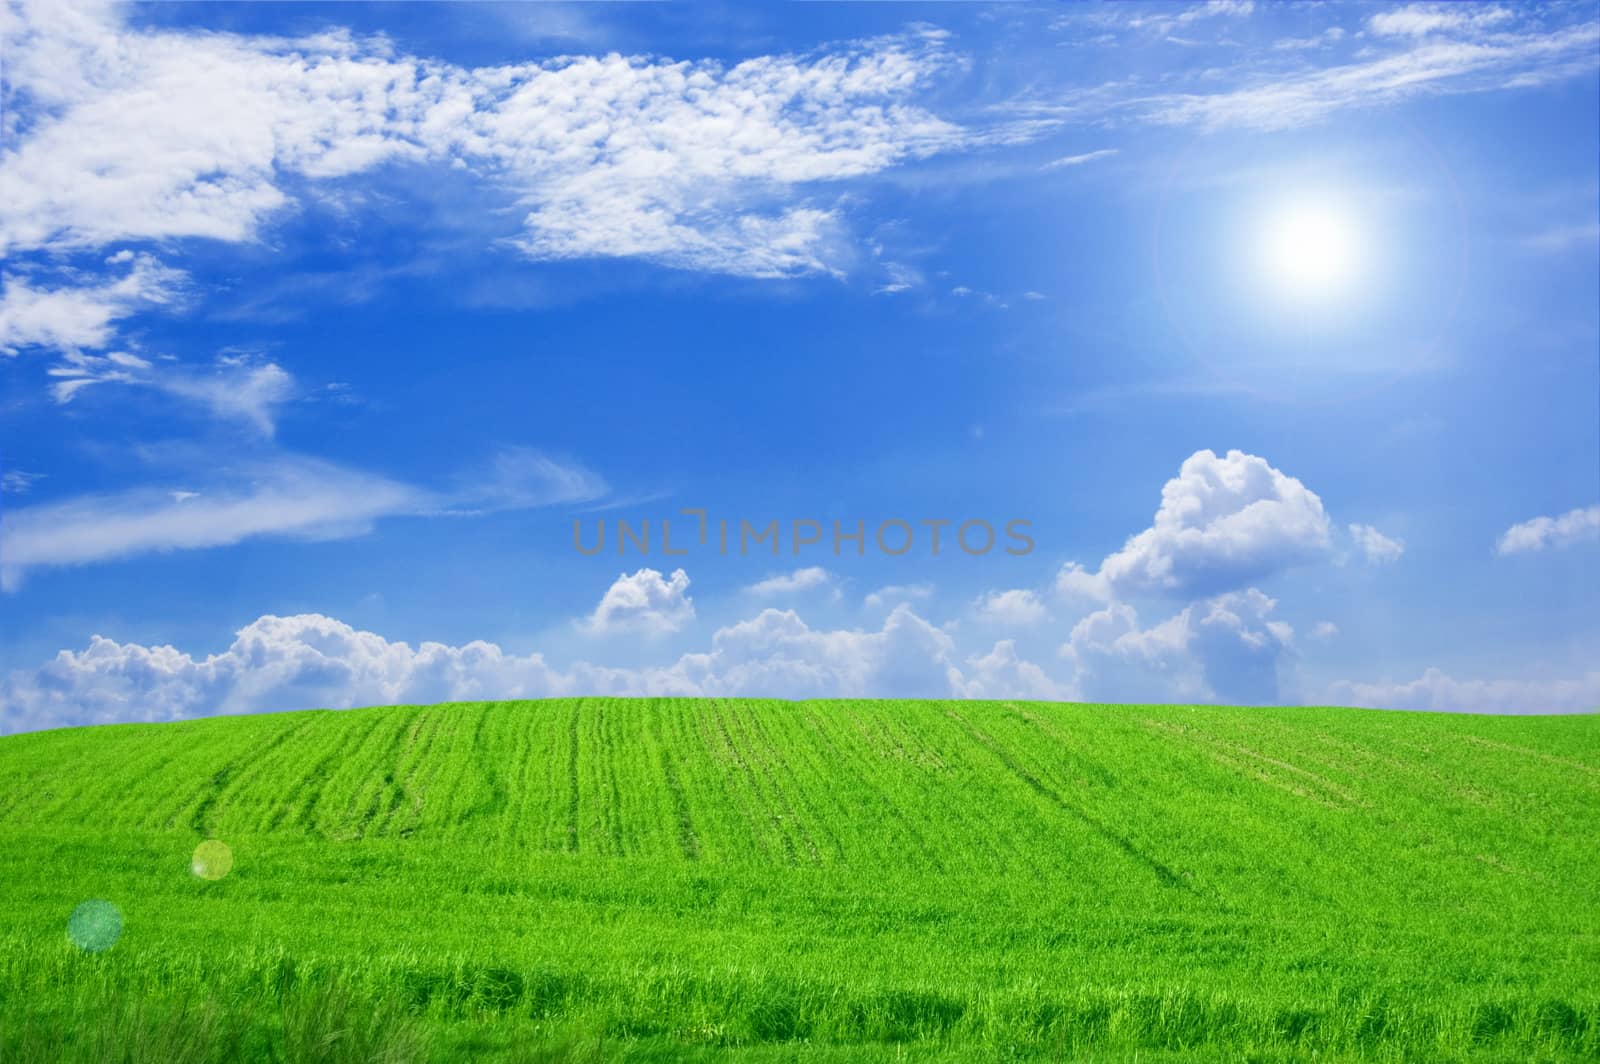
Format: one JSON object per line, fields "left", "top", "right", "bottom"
{"left": 947, "top": 708, "right": 1199, "bottom": 895}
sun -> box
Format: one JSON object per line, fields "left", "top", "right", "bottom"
{"left": 1258, "top": 199, "right": 1364, "bottom": 302}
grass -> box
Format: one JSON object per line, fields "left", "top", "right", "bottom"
{"left": 0, "top": 698, "right": 1595, "bottom": 1061}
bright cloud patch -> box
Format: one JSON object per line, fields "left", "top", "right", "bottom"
{"left": 1496, "top": 505, "right": 1600, "bottom": 555}
{"left": 1368, "top": 4, "right": 1513, "bottom": 38}
{"left": 1075, "top": 448, "right": 1333, "bottom": 598}
{"left": 744, "top": 567, "right": 835, "bottom": 597}
{"left": 971, "top": 589, "right": 1048, "bottom": 627}
{"left": 0, "top": 252, "right": 183, "bottom": 353}
{"left": 581, "top": 568, "right": 696, "bottom": 636}
{"left": 1, "top": 1, "right": 963, "bottom": 279}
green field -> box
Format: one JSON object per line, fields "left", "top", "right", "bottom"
{"left": 0, "top": 699, "right": 1596, "bottom": 1062}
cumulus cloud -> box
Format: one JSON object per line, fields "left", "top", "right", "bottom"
{"left": 0, "top": 602, "right": 969, "bottom": 732}
{"left": 1348, "top": 522, "right": 1404, "bottom": 564}
{"left": 0, "top": 614, "right": 580, "bottom": 732}
{"left": 0, "top": 448, "right": 605, "bottom": 589}
{"left": 671, "top": 604, "right": 959, "bottom": 699}
{"left": 1496, "top": 504, "right": 1600, "bottom": 555}
{"left": 1311, "top": 621, "right": 1339, "bottom": 641}
{"left": 1330, "top": 668, "right": 1600, "bottom": 715}
{"left": 1055, "top": 561, "right": 1112, "bottom": 602}
{"left": 1066, "top": 449, "right": 1333, "bottom": 599}
{"left": 580, "top": 568, "right": 695, "bottom": 636}
{"left": 971, "top": 588, "right": 1048, "bottom": 627}
{"left": 955, "top": 639, "right": 1071, "bottom": 701}
{"left": 744, "top": 566, "right": 835, "bottom": 597}
{"left": 1062, "top": 601, "right": 1202, "bottom": 704}
{"left": 1061, "top": 588, "right": 1294, "bottom": 705}
{"left": 0, "top": 252, "right": 184, "bottom": 353}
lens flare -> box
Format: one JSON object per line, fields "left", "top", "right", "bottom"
{"left": 192, "top": 839, "right": 234, "bottom": 881}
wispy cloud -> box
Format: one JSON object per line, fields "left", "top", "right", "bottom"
{"left": 744, "top": 567, "right": 836, "bottom": 597}
{"left": 1042, "top": 148, "right": 1119, "bottom": 170}
{"left": 49, "top": 351, "right": 296, "bottom": 435}
{"left": 1368, "top": 4, "right": 1513, "bottom": 39}
{"left": 1126, "top": 0, "right": 1255, "bottom": 36}
{"left": 1348, "top": 523, "right": 1405, "bottom": 565}
{"left": 1331, "top": 667, "right": 1600, "bottom": 715}
{"left": 0, "top": 470, "right": 44, "bottom": 495}
{"left": 864, "top": 583, "right": 933, "bottom": 610}
{"left": 1523, "top": 220, "right": 1600, "bottom": 253}
{"left": 1145, "top": 20, "right": 1600, "bottom": 131}
{"left": 0, "top": 448, "right": 607, "bottom": 589}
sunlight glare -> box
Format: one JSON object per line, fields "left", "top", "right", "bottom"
{"left": 1259, "top": 199, "right": 1364, "bottom": 303}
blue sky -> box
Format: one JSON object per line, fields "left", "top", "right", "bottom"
{"left": 1, "top": 0, "right": 1597, "bottom": 731}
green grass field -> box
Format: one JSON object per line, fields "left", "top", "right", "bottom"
{"left": 0, "top": 699, "right": 1596, "bottom": 1062}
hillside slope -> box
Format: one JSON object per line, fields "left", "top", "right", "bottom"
{"left": 1, "top": 699, "right": 1597, "bottom": 1061}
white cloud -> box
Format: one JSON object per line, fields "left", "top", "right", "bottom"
{"left": 1496, "top": 504, "right": 1600, "bottom": 555}
{"left": 456, "top": 447, "right": 610, "bottom": 515}
{"left": 1055, "top": 560, "right": 1112, "bottom": 603}
{"left": 1061, "top": 587, "right": 1294, "bottom": 704}
{"left": 0, "top": 602, "right": 969, "bottom": 732}
{"left": 0, "top": 458, "right": 417, "bottom": 591}
{"left": 1311, "top": 621, "right": 1339, "bottom": 641}
{"left": 1042, "top": 148, "right": 1118, "bottom": 170}
{"left": 1272, "top": 27, "right": 1346, "bottom": 51}
{"left": 1368, "top": 4, "right": 1513, "bottom": 39}
{"left": 1, "top": 470, "right": 44, "bottom": 495}
{"left": 48, "top": 351, "right": 296, "bottom": 435}
{"left": 864, "top": 582, "right": 933, "bottom": 609}
{"left": 1349, "top": 522, "right": 1405, "bottom": 564}
{"left": 0, "top": 253, "right": 184, "bottom": 353}
{"left": 0, "top": 448, "right": 605, "bottom": 589}
{"left": 1072, "top": 449, "right": 1333, "bottom": 599}
{"left": 744, "top": 566, "right": 835, "bottom": 597}
{"left": 956, "top": 639, "right": 1071, "bottom": 701}
{"left": 1127, "top": 0, "right": 1254, "bottom": 35}
{"left": 1330, "top": 667, "right": 1600, "bottom": 715}
{"left": 1062, "top": 601, "right": 1203, "bottom": 703}
{"left": 1147, "top": 20, "right": 1600, "bottom": 131}
{"left": 1, "top": 2, "right": 965, "bottom": 279}
{"left": 580, "top": 567, "right": 695, "bottom": 636}
{"left": 971, "top": 588, "right": 1048, "bottom": 627}
{"left": 671, "top": 603, "right": 959, "bottom": 699}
